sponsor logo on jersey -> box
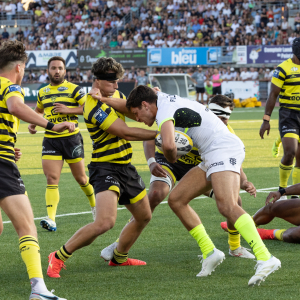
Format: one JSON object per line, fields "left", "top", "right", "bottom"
{"left": 207, "top": 161, "right": 224, "bottom": 171}
{"left": 71, "top": 144, "right": 83, "bottom": 158}
{"left": 105, "top": 175, "right": 119, "bottom": 185}
{"left": 94, "top": 108, "right": 108, "bottom": 124}
{"left": 78, "top": 88, "right": 85, "bottom": 95}
{"left": 51, "top": 96, "right": 57, "bottom": 102}
{"left": 229, "top": 158, "right": 236, "bottom": 165}
{"left": 282, "top": 126, "right": 287, "bottom": 129}
{"left": 291, "top": 67, "right": 298, "bottom": 72}
{"left": 273, "top": 70, "right": 280, "bottom": 78}
{"left": 8, "top": 85, "right": 22, "bottom": 93}
{"left": 57, "top": 86, "right": 68, "bottom": 92}
{"left": 43, "top": 87, "right": 50, "bottom": 93}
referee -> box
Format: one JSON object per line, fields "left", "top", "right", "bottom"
{"left": 28, "top": 56, "right": 96, "bottom": 232}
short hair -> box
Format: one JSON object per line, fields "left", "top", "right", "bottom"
{"left": 209, "top": 95, "right": 234, "bottom": 110}
{"left": 126, "top": 85, "right": 157, "bottom": 110}
{"left": 0, "top": 41, "right": 27, "bottom": 70}
{"left": 48, "top": 56, "right": 66, "bottom": 69}
{"left": 91, "top": 57, "right": 124, "bottom": 80}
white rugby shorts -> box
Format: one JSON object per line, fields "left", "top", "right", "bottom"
{"left": 199, "top": 133, "right": 245, "bottom": 180}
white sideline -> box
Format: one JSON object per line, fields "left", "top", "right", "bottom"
{"left": 2, "top": 186, "right": 279, "bottom": 224}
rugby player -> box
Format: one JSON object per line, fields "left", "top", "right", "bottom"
{"left": 46, "top": 57, "right": 157, "bottom": 278}
{"left": 124, "top": 86, "right": 280, "bottom": 286}
{"left": 99, "top": 95, "right": 256, "bottom": 261}
{"left": 260, "top": 38, "right": 300, "bottom": 200}
{"left": 28, "top": 56, "right": 96, "bottom": 232}
{"left": 0, "top": 41, "right": 72, "bottom": 299}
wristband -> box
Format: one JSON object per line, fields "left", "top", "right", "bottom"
{"left": 263, "top": 114, "right": 270, "bottom": 121}
{"left": 46, "top": 122, "right": 55, "bottom": 130}
{"left": 147, "top": 157, "right": 156, "bottom": 167}
{"left": 263, "top": 119, "right": 269, "bottom": 122}
{"left": 278, "top": 187, "right": 286, "bottom": 196}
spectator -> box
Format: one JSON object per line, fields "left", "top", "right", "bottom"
{"left": 135, "top": 69, "right": 148, "bottom": 87}
{"left": 240, "top": 68, "right": 250, "bottom": 81}
{"left": 248, "top": 67, "right": 258, "bottom": 80}
{"left": 38, "top": 70, "right": 49, "bottom": 83}
{"left": 2, "top": 28, "right": 9, "bottom": 40}
{"left": 211, "top": 68, "right": 222, "bottom": 95}
{"left": 264, "top": 69, "right": 272, "bottom": 81}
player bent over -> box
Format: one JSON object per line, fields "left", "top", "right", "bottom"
{"left": 28, "top": 56, "right": 96, "bottom": 232}
{"left": 125, "top": 86, "right": 280, "bottom": 286}
{"left": 100, "top": 95, "right": 256, "bottom": 261}
{"left": 0, "top": 41, "right": 72, "bottom": 300}
{"left": 46, "top": 57, "right": 157, "bottom": 278}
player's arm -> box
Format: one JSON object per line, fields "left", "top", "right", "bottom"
{"left": 160, "top": 120, "right": 177, "bottom": 163}
{"left": 53, "top": 103, "right": 84, "bottom": 115}
{"left": 7, "top": 96, "right": 75, "bottom": 133}
{"left": 143, "top": 140, "right": 167, "bottom": 178}
{"left": 28, "top": 105, "right": 44, "bottom": 134}
{"left": 240, "top": 167, "right": 256, "bottom": 197}
{"left": 266, "top": 183, "right": 300, "bottom": 204}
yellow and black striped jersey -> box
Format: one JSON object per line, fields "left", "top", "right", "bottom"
{"left": 37, "top": 80, "right": 86, "bottom": 138}
{"left": 157, "top": 123, "right": 235, "bottom": 165}
{"left": 0, "top": 77, "right": 25, "bottom": 163}
{"left": 83, "top": 90, "right": 132, "bottom": 164}
{"left": 272, "top": 58, "right": 300, "bottom": 111}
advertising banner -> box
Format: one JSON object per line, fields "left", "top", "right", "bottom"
{"left": 222, "top": 81, "right": 260, "bottom": 99}
{"left": 147, "top": 47, "right": 221, "bottom": 66}
{"left": 78, "top": 49, "right": 147, "bottom": 68}
{"left": 247, "top": 45, "right": 293, "bottom": 65}
{"left": 26, "top": 50, "right": 78, "bottom": 69}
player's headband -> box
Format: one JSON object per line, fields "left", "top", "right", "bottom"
{"left": 93, "top": 73, "right": 118, "bottom": 81}
{"left": 208, "top": 103, "right": 232, "bottom": 119}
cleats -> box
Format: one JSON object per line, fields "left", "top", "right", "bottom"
{"left": 100, "top": 242, "right": 118, "bottom": 261}
{"left": 229, "top": 247, "right": 255, "bottom": 259}
{"left": 257, "top": 228, "right": 275, "bottom": 240}
{"left": 29, "top": 290, "right": 67, "bottom": 300}
{"left": 277, "top": 195, "right": 287, "bottom": 201}
{"left": 248, "top": 256, "right": 281, "bottom": 286}
{"left": 108, "top": 258, "right": 147, "bottom": 266}
{"left": 47, "top": 252, "right": 66, "bottom": 278}
{"left": 220, "top": 221, "right": 228, "bottom": 232}
{"left": 272, "top": 140, "right": 281, "bottom": 158}
{"left": 91, "top": 206, "right": 96, "bottom": 221}
{"left": 196, "top": 248, "right": 225, "bottom": 277}
{"left": 40, "top": 217, "right": 57, "bottom": 232}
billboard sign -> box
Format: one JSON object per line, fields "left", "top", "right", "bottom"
{"left": 247, "top": 46, "right": 293, "bottom": 64}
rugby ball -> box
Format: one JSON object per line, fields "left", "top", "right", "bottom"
{"left": 155, "top": 130, "right": 193, "bottom": 156}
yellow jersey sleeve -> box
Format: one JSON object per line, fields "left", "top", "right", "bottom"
{"left": 36, "top": 92, "right": 44, "bottom": 109}
{"left": 4, "top": 84, "right": 24, "bottom": 102}
{"left": 74, "top": 87, "right": 86, "bottom": 106}
{"left": 271, "top": 65, "right": 286, "bottom": 89}
{"left": 227, "top": 124, "right": 235, "bottom": 135}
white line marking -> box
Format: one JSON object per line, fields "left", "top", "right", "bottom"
{"left": 2, "top": 186, "right": 278, "bottom": 224}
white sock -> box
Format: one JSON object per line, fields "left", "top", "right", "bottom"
{"left": 30, "top": 277, "right": 49, "bottom": 294}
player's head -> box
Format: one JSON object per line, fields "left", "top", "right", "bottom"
{"left": 292, "top": 37, "right": 300, "bottom": 60}
{"left": 0, "top": 40, "right": 27, "bottom": 85}
{"left": 92, "top": 57, "right": 124, "bottom": 97}
{"left": 126, "top": 85, "right": 158, "bottom": 126}
{"left": 48, "top": 56, "right": 66, "bottom": 85}
{"left": 208, "top": 95, "right": 234, "bottom": 125}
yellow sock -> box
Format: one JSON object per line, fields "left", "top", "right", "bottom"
{"left": 189, "top": 224, "right": 215, "bottom": 259}
{"left": 279, "top": 163, "right": 293, "bottom": 188}
{"left": 228, "top": 229, "right": 240, "bottom": 251}
{"left": 275, "top": 136, "right": 281, "bottom": 146}
{"left": 19, "top": 235, "right": 43, "bottom": 279}
{"left": 111, "top": 248, "right": 128, "bottom": 264}
{"left": 46, "top": 185, "right": 59, "bottom": 222}
{"left": 80, "top": 178, "right": 96, "bottom": 208}
{"left": 274, "top": 229, "right": 286, "bottom": 241}
{"left": 234, "top": 214, "right": 271, "bottom": 261}
{"left": 56, "top": 245, "right": 72, "bottom": 262}
{"left": 292, "top": 167, "right": 300, "bottom": 185}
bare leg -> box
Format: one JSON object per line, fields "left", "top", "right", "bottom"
{"left": 68, "top": 159, "right": 88, "bottom": 186}
{"left": 42, "top": 159, "right": 64, "bottom": 186}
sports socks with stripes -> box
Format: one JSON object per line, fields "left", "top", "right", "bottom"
{"left": 279, "top": 163, "right": 293, "bottom": 189}
{"left": 228, "top": 229, "right": 240, "bottom": 251}
{"left": 45, "top": 185, "right": 59, "bottom": 222}
{"left": 80, "top": 178, "right": 96, "bottom": 208}
{"left": 111, "top": 248, "right": 128, "bottom": 264}
{"left": 56, "top": 245, "right": 72, "bottom": 262}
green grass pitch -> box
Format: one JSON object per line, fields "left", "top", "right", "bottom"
{"left": 2, "top": 107, "right": 299, "bottom": 300}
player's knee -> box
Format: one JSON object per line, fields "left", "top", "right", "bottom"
{"left": 75, "top": 175, "right": 87, "bottom": 186}
{"left": 46, "top": 173, "right": 60, "bottom": 184}
{"left": 216, "top": 202, "right": 234, "bottom": 218}
{"left": 148, "top": 189, "right": 165, "bottom": 210}
{"left": 237, "top": 196, "right": 242, "bottom": 207}
{"left": 93, "top": 219, "right": 115, "bottom": 236}
{"left": 283, "top": 149, "right": 296, "bottom": 163}
{"left": 168, "top": 193, "right": 180, "bottom": 211}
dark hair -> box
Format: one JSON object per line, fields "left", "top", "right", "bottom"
{"left": 91, "top": 57, "right": 124, "bottom": 79}
{"left": 0, "top": 40, "right": 27, "bottom": 70}
{"left": 209, "top": 95, "right": 234, "bottom": 110}
{"left": 47, "top": 56, "right": 66, "bottom": 69}
{"left": 126, "top": 85, "right": 157, "bottom": 110}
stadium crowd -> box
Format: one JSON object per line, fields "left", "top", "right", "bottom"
{"left": 23, "top": 65, "right": 276, "bottom": 83}
{"left": 0, "top": 0, "right": 299, "bottom": 50}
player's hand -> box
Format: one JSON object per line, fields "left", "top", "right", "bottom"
{"left": 28, "top": 123, "right": 37, "bottom": 134}
{"left": 259, "top": 121, "right": 270, "bottom": 139}
{"left": 149, "top": 162, "right": 168, "bottom": 178}
{"left": 152, "top": 87, "right": 161, "bottom": 93}
{"left": 265, "top": 191, "right": 281, "bottom": 205}
{"left": 52, "top": 122, "right": 75, "bottom": 133}
{"left": 241, "top": 180, "right": 256, "bottom": 197}
{"left": 53, "top": 103, "right": 70, "bottom": 114}
{"left": 89, "top": 88, "right": 102, "bottom": 101}
{"left": 14, "top": 148, "right": 22, "bottom": 162}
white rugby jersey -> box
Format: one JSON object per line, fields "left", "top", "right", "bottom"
{"left": 155, "top": 92, "right": 230, "bottom": 155}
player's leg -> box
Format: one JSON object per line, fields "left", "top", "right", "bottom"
{"left": 168, "top": 166, "right": 225, "bottom": 277}
{"left": 253, "top": 199, "right": 300, "bottom": 243}
{"left": 200, "top": 92, "right": 205, "bottom": 105}
{"left": 68, "top": 159, "right": 96, "bottom": 218}
{"left": 196, "top": 92, "right": 200, "bottom": 103}
{"left": 40, "top": 159, "right": 63, "bottom": 231}
{"left": 0, "top": 208, "right": 3, "bottom": 235}
{"left": 0, "top": 195, "right": 65, "bottom": 299}
{"left": 291, "top": 141, "right": 300, "bottom": 198}
{"left": 109, "top": 195, "right": 152, "bottom": 266}
{"left": 211, "top": 171, "right": 280, "bottom": 286}
{"left": 47, "top": 190, "right": 118, "bottom": 278}
{"left": 272, "top": 136, "right": 282, "bottom": 158}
